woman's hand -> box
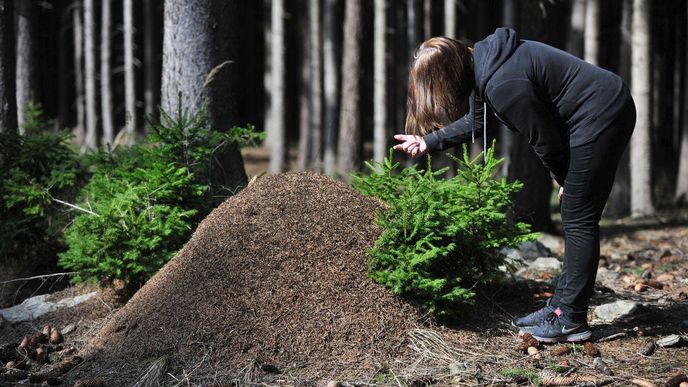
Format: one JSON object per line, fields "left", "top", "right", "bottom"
{"left": 558, "top": 186, "right": 564, "bottom": 205}
{"left": 393, "top": 134, "right": 428, "bottom": 158}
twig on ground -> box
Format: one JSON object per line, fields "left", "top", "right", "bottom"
{"left": 0, "top": 272, "right": 76, "bottom": 285}
{"left": 132, "top": 355, "right": 170, "bottom": 387}
{"left": 596, "top": 332, "right": 627, "bottom": 342}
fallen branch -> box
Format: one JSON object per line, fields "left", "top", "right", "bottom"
{"left": 596, "top": 332, "right": 627, "bottom": 343}
{"left": 0, "top": 272, "right": 76, "bottom": 285}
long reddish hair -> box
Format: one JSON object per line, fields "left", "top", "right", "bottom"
{"left": 405, "top": 37, "right": 474, "bottom": 136}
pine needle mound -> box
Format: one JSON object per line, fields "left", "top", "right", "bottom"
{"left": 85, "top": 172, "right": 420, "bottom": 383}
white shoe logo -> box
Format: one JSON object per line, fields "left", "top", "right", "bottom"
{"left": 561, "top": 325, "right": 580, "bottom": 335}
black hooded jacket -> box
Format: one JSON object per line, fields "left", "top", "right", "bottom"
{"left": 422, "top": 28, "right": 631, "bottom": 186}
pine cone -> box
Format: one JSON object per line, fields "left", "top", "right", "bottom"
{"left": 550, "top": 345, "right": 570, "bottom": 356}
{"left": 583, "top": 342, "right": 599, "bottom": 357}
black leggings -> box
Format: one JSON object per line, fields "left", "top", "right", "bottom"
{"left": 551, "top": 96, "right": 636, "bottom": 323}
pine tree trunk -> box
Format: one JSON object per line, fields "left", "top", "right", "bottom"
{"left": 143, "top": 0, "right": 160, "bottom": 121}
{"left": 508, "top": 0, "right": 555, "bottom": 233}
{"left": 268, "top": 0, "right": 285, "bottom": 173}
{"left": 263, "top": 0, "right": 273, "bottom": 150}
{"left": 58, "top": 1, "right": 70, "bottom": 129}
{"left": 73, "top": 1, "right": 85, "bottom": 145}
{"left": 630, "top": 0, "right": 655, "bottom": 217}
{"left": 604, "top": 0, "right": 632, "bottom": 217}
{"left": 83, "top": 0, "right": 97, "bottom": 150}
{"left": 161, "top": 0, "right": 247, "bottom": 189}
{"left": 124, "top": 0, "right": 136, "bottom": 142}
{"left": 500, "top": 0, "right": 516, "bottom": 175}
{"left": 675, "top": 4, "right": 688, "bottom": 203}
{"left": 567, "top": 0, "right": 585, "bottom": 58}
{"left": 308, "top": 0, "right": 322, "bottom": 170}
{"left": 0, "top": 0, "right": 16, "bottom": 132}
{"left": 374, "top": 0, "right": 387, "bottom": 162}
{"left": 423, "top": 0, "right": 431, "bottom": 39}
{"left": 101, "top": 0, "right": 114, "bottom": 146}
{"left": 444, "top": 0, "right": 456, "bottom": 38}
{"left": 336, "top": 0, "right": 362, "bottom": 178}
{"left": 15, "top": 0, "right": 38, "bottom": 131}
{"left": 323, "top": 0, "right": 340, "bottom": 176}
{"left": 584, "top": 0, "right": 599, "bottom": 65}
{"left": 298, "top": 2, "right": 310, "bottom": 170}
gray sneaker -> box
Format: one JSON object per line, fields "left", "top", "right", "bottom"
{"left": 512, "top": 298, "right": 555, "bottom": 330}
{"left": 529, "top": 307, "right": 592, "bottom": 343}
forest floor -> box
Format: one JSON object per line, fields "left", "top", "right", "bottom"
{"left": 1, "top": 217, "right": 686, "bottom": 386}
{"left": 0, "top": 153, "right": 686, "bottom": 386}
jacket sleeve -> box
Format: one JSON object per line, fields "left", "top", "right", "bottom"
{"left": 489, "top": 79, "right": 568, "bottom": 186}
{"left": 422, "top": 92, "right": 484, "bottom": 152}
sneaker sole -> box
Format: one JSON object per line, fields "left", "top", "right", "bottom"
{"left": 532, "top": 330, "right": 592, "bottom": 343}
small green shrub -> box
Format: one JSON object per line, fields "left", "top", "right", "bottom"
{"left": 0, "top": 102, "right": 82, "bottom": 263}
{"left": 352, "top": 143, "right": 537, "bottom": 316}
{"left": 499, "top": 367, "right": 542, "bottom": 385}
{"left": 58, "top": 101, "right": 264, "bottom": 286}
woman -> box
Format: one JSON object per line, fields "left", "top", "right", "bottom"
{"left": 393, "top": 28, "right": 636, "bottom": 343}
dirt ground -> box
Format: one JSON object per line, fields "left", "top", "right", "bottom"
{"left": 0, "top": 162, "right": 686, "bottom": 386}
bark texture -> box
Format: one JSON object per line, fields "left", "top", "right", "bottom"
{"left": 268, "top": 0, "right": 285, "bottom": 173}
{"left": 161, "top": 0, "right": 247, "bottom": 189}
{"left": 323, "top": 0, "right": 340, "bottom": 175}
{"left": 0, "top": 0, "right": 15, "bottom": 132}
{"left": 101, "top": 0, "right": 114, "bottom": 146}
{"left": 630, "top": 0, "right": 655, "bottom": 217}
{"left": 373, "top": 0, "right": 387, "bottom": 162}
{"left": 83, "top": 0, "right": 97, "bottom": 149}
{"left": 15, "top": 0, "right": 38, "bottom": 130}
{"left": 337, "top": 0, "right": 362, "bottom": 178}
{"left": 124, "top": 0, "right": 136, "bottom": 140}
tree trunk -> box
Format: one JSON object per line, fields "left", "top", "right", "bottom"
{"left": 0, "top": 0, "right": 16, "bottom": 132}
{"left": 73, "top": 1, "right": 85, "bottom": 145}
{"left": 100, "top": 0, "right": 114, "bottom": 146}
{"left": 423, "top": 0, "right": 431, "bottom": 39}
{"left": 323, "top": 0, "right": 340, "bottom": 175}
{"left": 58, "top": 1, "right": 70, "bottom": 129}
{"left": 15, "top": 0, "right": 38, "bottom": 131}
{"left": 604, "top": 0, "right": 632, "bottom": 217}
{"left": 262, "top": 0, "right": 273, "bottom": 150}
{"left": 630, "top": 0, "right": 655, "bottom": 217}
{"left": 161, "top": 0, "right": 247, "bottom": 189}
{"left": 584, "top": 0, "right": 599, "bottom": 65}
{"left": 268, "top": 0, "right": 285, "bottom": 173}
{"left": 124, "top": 0, "right": 136, "bottom": 142}
{"left": 143, "top": 0, "right": 160, "bottom": 121}
{"left": 500, "top": 0, "right": 516, "bottom": 175}
{"left": 444, "top": 0, "right": 456, "bottom": 38}
{"left": 676, "top": 4, "right": 688, "bottom": 203}
{"left": 373, "top": 0, "right": 387, "bottom": 163}
{"left": 508, "top": 0, "right": 556, "bottom": 233}
{"left": 298, "top": 3, "right": 310, "bottom": 171}
{"left": 567, "top": 0, "right": 585, "bottom": 58}
{"left": 83, "top": 0, "right": 97, "bottom": 150}
{"left": 337, "top": 0, "right": 362, "bottom": 178}
{"left": 297, "top": 0, "right": 322, "bottom": 171}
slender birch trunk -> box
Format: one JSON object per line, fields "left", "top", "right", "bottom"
{"left": 269, "top": 0, "right": 285, "bottom": 173}
{"left": 584, "top": 0, "right": 599, "bottom": 65}
{"left": 73, "top": 1, "right": 85, "bottom": 145}
{"left": 323, "top": 0, "right": 339, "bottom": 175}
{"left": 567, "top": 0, "right": 585, "bottom": 58}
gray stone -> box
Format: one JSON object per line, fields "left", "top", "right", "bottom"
{"left": 528, "top": 257, "right": 563, "bottom": 272}
{"left": 594, "top": 300, "right": 641, "bottom": 321}
{"left": 0, "top": 292, "right": 97, "bottom": 323}
{"left": 61, "top": 323, "right": 76, "bottom": 335}
{"left": 519, "top": 240, "right": 552, "bottom": 260}
{"left": 537, "top": 233, "right": 563, "bottom": 254}
{"left": 596, "top": 267, "right": 620, "bottom": 283}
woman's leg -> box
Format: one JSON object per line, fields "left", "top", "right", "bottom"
{"left": 552, "top": 99, "right": 636, "bottom": 324}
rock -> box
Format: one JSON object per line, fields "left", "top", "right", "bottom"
{"left": 593, "top": 358, "right": 613, "bottom": 376}
{"left": 529, "top": 257, "right": 563, "bottom": 272}
{"left": 60, "top": 324, "right": 76, "bottom": 335}
{"left": 594, "top": 300, "right": 642, "bottom": 321}
{"left": 527, "top": 346, "right": 539, "bottom": 355}
{"left": 640, "top": 339, "right": 656, "bottom": 356}
{"left": 520, "top": 240, "right": 552, "bottom": 260}
{"left": 657, "top": 273, "right": 675, "bottom": 282}
{"left": 597, "top": 267, "right": 620, "bottom": 283}
{"left": 449, "top": 362, "right": 467, "bottom": 376}
{"left": 656, "top": 334, "right": 686, "bottom": 348}
{"left": 0, "top": 292, "right": 97, "bottom": 323}
{"left": 537, "top": 233, "right": 563, "bottom": 253}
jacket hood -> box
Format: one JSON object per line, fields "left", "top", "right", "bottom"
{"left": 473, "top": 27, "right": 520, "bottom": 97}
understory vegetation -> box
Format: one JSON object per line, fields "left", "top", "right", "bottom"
{"left": 1, "top": 101, "right": 263, "bottom": 287}
{"left": 353, "top": 144, "right": 538, "bottom": 315}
